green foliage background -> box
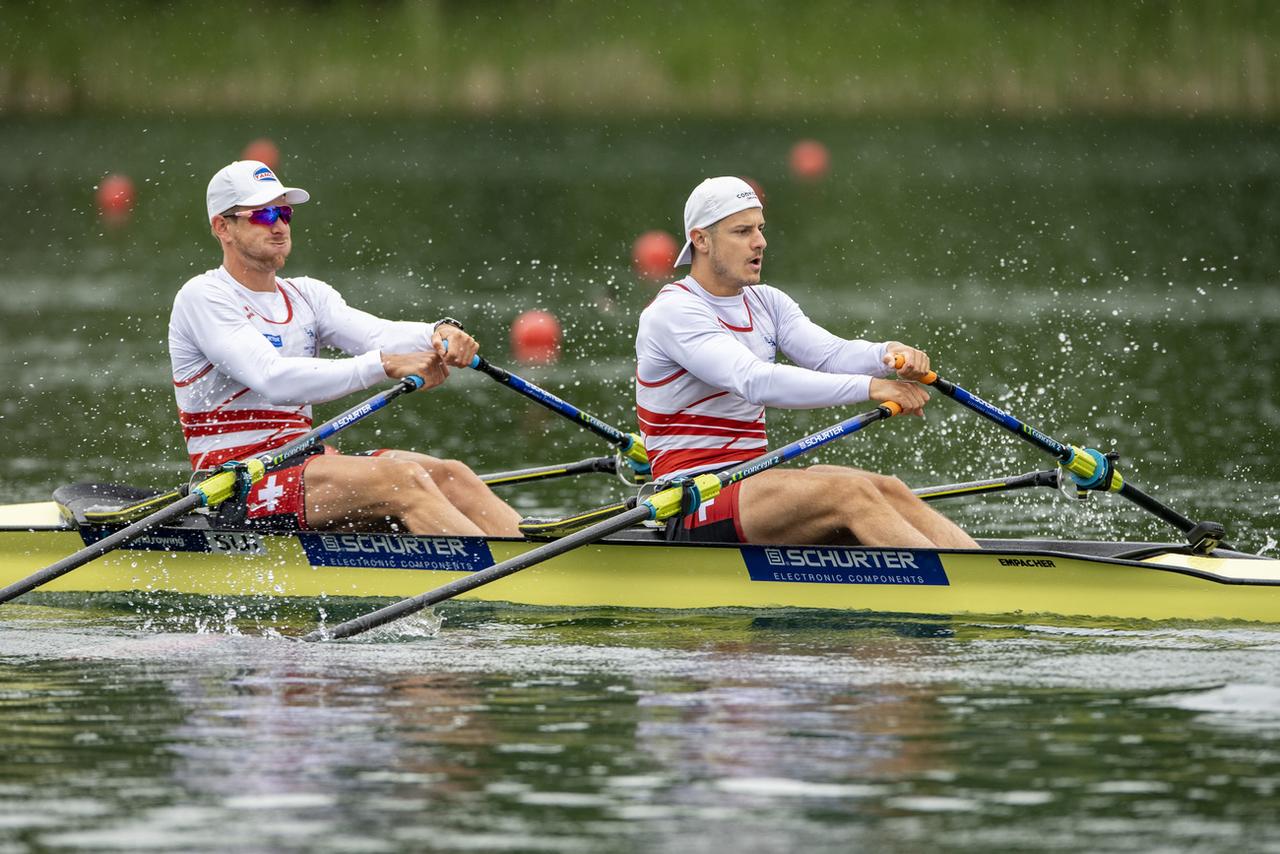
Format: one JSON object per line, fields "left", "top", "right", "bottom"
{"left": 3, "top": 0, "right": 1277, "bottom": 115}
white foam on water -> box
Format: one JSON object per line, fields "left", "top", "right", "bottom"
{"left": 713, "top": 776, "right": 888, "bottom": 799}
{"left": 883, "top": 795, "right": 981, "bottom": 812}
{"left": 222, "top": 793, "right": 336, "bottom": 810}
{"left": 1145, "top": 683, "right": 1280, "bottom": 727}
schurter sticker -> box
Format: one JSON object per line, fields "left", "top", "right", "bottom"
{"left": 741, "top": 546, "right": 949, "bottom": 586}
{"left": 299, "top": 532, "right": 494, "bottom": 572}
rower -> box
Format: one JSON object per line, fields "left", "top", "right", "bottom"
{"left": 634, "top": 177, "right": 979, "bottom": 549}
{"left": 169, "top": 160, "right": 521, "bottom": 536}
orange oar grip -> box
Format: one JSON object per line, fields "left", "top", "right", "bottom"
{"left": 890, "top": 353, "right": 938, "bottom": 385}
{"left": 881, "top": 401, "right": 903, "bottom": 416}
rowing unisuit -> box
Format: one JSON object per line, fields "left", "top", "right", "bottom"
{"left": 635, "top": 275, "right": 894, "bottom": 480}
{"left": 169, "top": 266, "right": 432, "bottom": 469}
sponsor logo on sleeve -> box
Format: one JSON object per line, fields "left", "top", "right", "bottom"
{"left": 741, "top": 546, "right": 949, "bottom": 586}
{"left": 263, "top": 333, "right": 283, "bottom": 348}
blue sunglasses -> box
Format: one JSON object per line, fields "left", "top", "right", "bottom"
{"left": 224, "top": 205, "right": 293, "bottom": 226}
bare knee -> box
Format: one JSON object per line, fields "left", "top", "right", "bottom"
{"left": 381, "top": 459, "right": 443, "bottom": 502}
{"left": 867, "top": 473, "right": 913, "bottom": 499}
{"left": 836, "top": 475, "right": 884, "bottom": 507}
{"left": 428, "top": 458, "right": 476, "bottom": 485}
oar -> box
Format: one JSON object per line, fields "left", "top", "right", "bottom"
{"left": 301, "top": 399, "right": 905, "bottom": 641}
{"left": 894, "top": 356, "right": 1226, "bottom": 551}
{"left": 479, "top": 456, "right": 619, "bottom": 487}
{"left": 914, "top": 469, "right": 1060, "bottom": 502}
{"left": 0, "top": 375, "right": 427, "bottom": 605}
{"left": 469, "top": 356, "right": 650, "bottom": 482}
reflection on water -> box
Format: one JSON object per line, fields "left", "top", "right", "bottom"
{"left": 2, "top": 601, "right": 1279, "bottom": 852}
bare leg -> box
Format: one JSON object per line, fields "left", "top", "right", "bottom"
{"left": 739, "top": 469, "right": 936, "bottom": 547}
{"left": 303, "top": 455, "right": 484, "bottom": 535}
{"left": 808, "top": 465, "right": 980, "bottom": 549}
{"left": 377, "top": 450, "right": 522, "bottom": 537}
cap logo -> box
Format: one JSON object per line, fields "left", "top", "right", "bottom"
{"left": 736, "top": 190, "right": 756, "bottom": 199}
{"left": 252, "top": 167, "right": 279, "bottom": 183}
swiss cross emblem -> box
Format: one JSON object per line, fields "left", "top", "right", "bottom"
{"left": 258, "top": 475, "right": 285, "bottom": 512}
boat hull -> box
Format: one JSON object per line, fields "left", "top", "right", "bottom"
{"left": 3, "top": 501, "right": 1278, "bottom": 622}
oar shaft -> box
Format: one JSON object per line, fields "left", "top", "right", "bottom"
{"left": 470, "top": 357, "right": 631, "bottom": 449}
{"left": 914, "top": 470, "right": 1060, "bottom": 502}
{"left": 908, "top": 358, "right": 1211, "bottom": 540}
{"left": 480, "top": 456, "right": 616, "bottom": 487}
{"left": 258, "top": 376, "right": 424, "bottom": 469}
{"left": 1118, "top": 482, "right": 1200, "bottom": 534}
{"left": 0, "top": 493, "right": 203, "bottom": 603}
{"left": 304, "top": 505, "right": 652, "bottom": 641}
{"left": 927, "top": 375, "right": 1072, "bottom": 462}
{"left": 722, "top": 405, "right": 898, "bottom": 486}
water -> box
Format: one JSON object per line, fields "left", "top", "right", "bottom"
{"left": 3, "top": 601, "right": 1280, "bottom": 852}
{"left": 2, "top": 115, "right": 1279, "bottom": 849}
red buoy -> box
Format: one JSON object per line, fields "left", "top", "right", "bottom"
{"left": 789, "top": 139, "right": 830, "bottom": 181}
{"left": 96, "top": 174, "right": 136, "bottom": 224}
{"left": 242, "top": 138, "right": 280, "bottom": 170}
{"left": 631, "top": 230, "right": 679, "bottom": 280}
{"left": 511, "top": 310, "right": 562, "bottom": 364}
{"left": 742, "top": 176, "right": 767, "bottom": 207}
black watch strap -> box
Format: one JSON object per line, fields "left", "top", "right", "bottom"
{"left": 435, "top": 317, "right": 466, "bottom": 333}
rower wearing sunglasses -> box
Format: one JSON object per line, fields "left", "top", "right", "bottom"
{"left": 167, "top": 159, "right": 522, "bottom": 536}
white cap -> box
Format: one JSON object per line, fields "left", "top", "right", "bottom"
{"left": 206, "top": 160, "right": 310, "bottom": 221}
{"left": 675, "top": 176, "right": 763, "bottom": 266}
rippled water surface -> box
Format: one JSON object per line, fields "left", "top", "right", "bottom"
{"left": 2, "top": 115, "right": 1279, "bottom": 850}
{"left": 3, "top": 601, "right": 1280, "bottom": 852}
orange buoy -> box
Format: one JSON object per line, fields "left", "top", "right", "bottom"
{"left": 242, "top": 138, "right": 280, "bottom": 170}
{"left": 96, "top": 174, "right": 136, "bottom": 224}
{"left": 511, "top": 310, "right": 562, "bottom": 364}
{"left": 789, "top": 139, "right": 830, "bottom": 181}
{"left": 631, "top": 230, "right": 679, "bottom": 280}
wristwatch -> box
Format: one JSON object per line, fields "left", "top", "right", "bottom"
{"left": 433, "top": 317, "right": 466, "bottom": 333}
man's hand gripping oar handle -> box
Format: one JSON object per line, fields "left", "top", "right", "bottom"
{"left": 890, "top": 354, "right": 1227, "bottom": 552}
{"left": 468, "top": 355, "right": 650, "bottom": 483}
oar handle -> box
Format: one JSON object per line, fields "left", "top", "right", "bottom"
{"left": 890, "top": 352, "right": 938, "bottom": 385}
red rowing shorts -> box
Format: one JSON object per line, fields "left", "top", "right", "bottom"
{"left": 237, "top": 447, "right": 392, "bottom": 531}
{"left": 665, "top": 480, "right": 746, "bottom": 543}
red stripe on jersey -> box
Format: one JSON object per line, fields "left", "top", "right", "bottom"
{"left": 635, "top": 367, "right": 688, "bottom": 388}
{"left": 173, "top": 363, "right": 214, "bottom": 387}
{"left": 181, "top": 419, "right": 312, "bottom": 439}
{"left": 179, "top": 408, "right": 312, "bottom": 427}
{"left": 189, "top": 430, "right": 311, "bottom": 469}
{"left": 717, "top": 293, "right": 754, "bottom": 332}
{"left": 243, "top": 281, "right": 295, "bottom": 325}
{"left": 638, "top": 405, "right": 764, "bottom": 432}
{"left": 650, "top": 446, "right": 758, "bottom": 478}
{"left": 642, "top": 423, "right": 766, "bottom": 439}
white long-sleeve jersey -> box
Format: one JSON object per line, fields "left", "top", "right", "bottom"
{"left": 635, "top": 276, "right": 892, "bottom": 479}
{"left": 169, "top": 266, "right": 435, "bottom": 469}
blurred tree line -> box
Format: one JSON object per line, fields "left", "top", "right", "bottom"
{"left": 1, "top": 0, "right": 1276, "bottom": 115}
